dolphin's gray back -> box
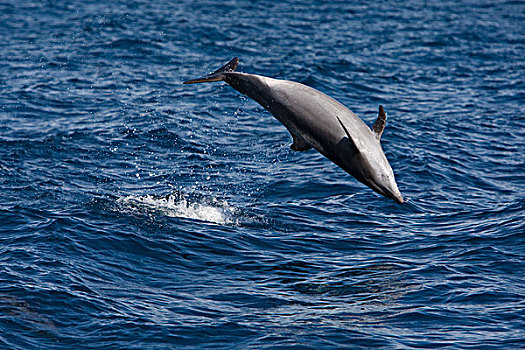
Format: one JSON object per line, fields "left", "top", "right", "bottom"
{"left": 224, "top": 72, "right": 376, "bottom": 163}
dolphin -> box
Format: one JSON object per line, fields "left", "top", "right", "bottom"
{"left": 183, "top": 57, "right": 404, "bottom": 204}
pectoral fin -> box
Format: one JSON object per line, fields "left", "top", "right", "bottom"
{"left": 290, "top": 134, "right": 312, "bottom": 152}
{"left": 336, "top": 116, "right": 359, "bottom": 153}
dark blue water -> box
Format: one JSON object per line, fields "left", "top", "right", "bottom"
{"left": 1, "top": 0, "right": 524, "bottom": 348}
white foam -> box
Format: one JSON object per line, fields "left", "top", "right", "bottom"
{"left": 117, "top": 194, "right": 237, "bottom": 225}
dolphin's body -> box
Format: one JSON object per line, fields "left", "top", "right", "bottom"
{"left": 184, "top": 57, "right": 404, "bottom": 204}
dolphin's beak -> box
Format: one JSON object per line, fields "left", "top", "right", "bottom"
{"left": 386, "top": 188, "right": 404, "bottom": 204}
{"left": 372, "top": 182, "right": 404, "bottom": 204}
{"left": 393, "top": 193, "right": 404, "bottom": 204}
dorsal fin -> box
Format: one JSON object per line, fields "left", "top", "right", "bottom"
{"left": 372, "top": 105, "right": 387, "bottom": 140}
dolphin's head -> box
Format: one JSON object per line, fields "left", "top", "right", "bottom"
{"left": 361, "top": 150, "right": 404, "bottom": 204}
{"left": 337, "top": 146, "right": 404, "bottom": 204}
{"left": 335, "top": 116, "right": 403, "bottom": 204}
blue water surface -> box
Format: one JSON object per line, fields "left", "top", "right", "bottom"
{"left": 1, "top": 0, "right": 524, "bottom": 349}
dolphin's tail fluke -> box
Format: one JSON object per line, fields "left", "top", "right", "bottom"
{"left": 183, "top": 57, "right": 239, "bottom": 84}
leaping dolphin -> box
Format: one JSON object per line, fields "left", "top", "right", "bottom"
{"left": 183, "top": 57, "right": 404, "bottom": 204}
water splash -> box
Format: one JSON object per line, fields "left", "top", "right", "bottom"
{"left": 117, "top": 192, "right": 239, "bottom": 225}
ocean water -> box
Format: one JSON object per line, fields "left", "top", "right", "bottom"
{"left": 1, "top": 0, "right": 524, "bottom": 348}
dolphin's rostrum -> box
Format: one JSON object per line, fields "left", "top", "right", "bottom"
{"left": 184, "top": 57, "right": 404, "bottom": 204}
